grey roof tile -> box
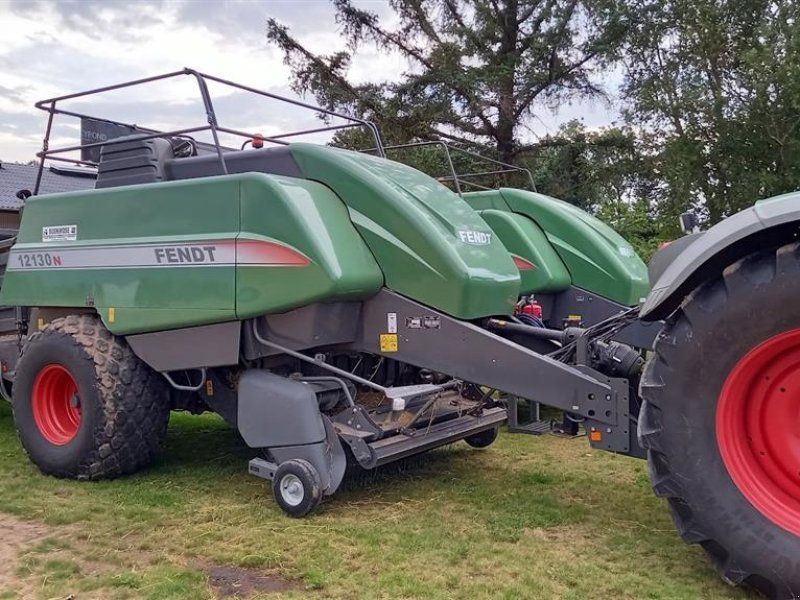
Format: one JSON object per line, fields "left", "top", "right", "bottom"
{"left": 0, "top": 162, "right": 96, "bottom": 211}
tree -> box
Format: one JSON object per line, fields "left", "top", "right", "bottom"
{"left": 267, "top": 0, "right": 628, "bottom": 164}
{"left": 522, "top": 120, "right": 644, "bottom": 209}
{"left": 520, "top": 120, "right": 669, "bottom": 257}
{"left": 621, "top": 0, "right": 800, "bottom": 224}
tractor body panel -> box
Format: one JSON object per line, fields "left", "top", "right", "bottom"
{"left": 289, "top": 144, "right": 521, "bottom": 319}
{"left": 463, "top": 189, "right": 649, "bottom": 306}
{"left": 0, "top": 173, "right": 383, "bottom": 334}
{"left": 641, "top": 190, "right": 800, "bottom": 320}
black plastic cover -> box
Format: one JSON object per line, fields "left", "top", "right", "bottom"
{"left": 237, "top": 370, "right": 326, "bottom": 448}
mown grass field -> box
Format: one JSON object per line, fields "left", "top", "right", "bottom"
{"left": 0, "top": 401, "right": 752, "bottom": 600}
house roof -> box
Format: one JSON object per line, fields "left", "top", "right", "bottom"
{"left": 0, "top": 162, "right": 96, "bottom": 211}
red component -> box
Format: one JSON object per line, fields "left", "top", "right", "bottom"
{"left": 717, "top": 328, "right": 800, "bottom": 536}
{"left": 252, "top": 134, "right": 264, "bottom": 149}
{"left": 32, "top": 364, "right": 81, "bottom": 446}
{"left": 234, "top": 239, "right": 311, "bottom": 266}
{"left": 521, "top": 300, "right": 543, "bottom": 319}
{"left": 512, "top": 255, "right": 536, "bottom": 271}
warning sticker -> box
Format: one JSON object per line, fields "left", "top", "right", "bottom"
{"left": 387, "top": 312, "right": 397, "bottom": 333}
{"left": 379, "top": 334, "right": 398, "bottom": 353}
{"left": 405, "top": 316, "right": 441, "bottom": 329}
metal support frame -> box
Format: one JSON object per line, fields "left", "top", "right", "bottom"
{"left": 344, "top": 289, "right": 619, "bottom": 425}
{"left": 31, "top": 68, "right": 385, "bottom": 194}
{"left": 162, "top": 368, "right": 207, "bottom": 392}
{"left": 381, "top": 140, "right": 536, "bottom": 196}
{"left": 296, "top": 376, "right": 355, "bottom": 407}
{"left": 506, "top": 396, "right": 552, "bottom": 435}
{"left": 250, "top": 320, "right": 449, "bottom": 402}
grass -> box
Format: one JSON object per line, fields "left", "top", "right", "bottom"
{"left": 0, "top": 401, "right": 753, "bottom": 600}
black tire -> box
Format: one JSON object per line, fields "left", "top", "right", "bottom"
{"left": 464, "top": 426, "right": 499, "bottom": 449}
{"left": 272, "top": 459, "right": 322, "bottom": 518}
{"left": 639, "top": 243, "right": 800, "bottom": 599}
{"left": 13, "top": 314, "right": 170, "bottom": 480}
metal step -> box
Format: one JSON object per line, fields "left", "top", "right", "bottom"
{"left": 367, "top": 406, "right": 507, "bottom": 467}
{"left": 508, "top": 420, "right": 552, "bottom": 435}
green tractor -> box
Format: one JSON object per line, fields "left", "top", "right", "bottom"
{"left": 2, "top": 70, "right": 797, "bottom": 598}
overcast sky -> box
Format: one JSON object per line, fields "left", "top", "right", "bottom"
{"left": 0, "top": 0, "right": 620, "bottom": 163}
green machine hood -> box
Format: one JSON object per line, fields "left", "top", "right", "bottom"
{"left": 290, "top": 144, "right": 521, "bottom": 318}
{"left": 463, "top": 189, "right": 650, "bottom": 306}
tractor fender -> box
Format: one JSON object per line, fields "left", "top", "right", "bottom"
{"left": 640, "top": 191, "right": 800, "bottom": 321}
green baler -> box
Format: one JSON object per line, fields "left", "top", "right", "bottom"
{"left": 464, "top": 188, "right": 649, "bottom": 306}
{"left": 3, "top": 70, "right": 798, "bottom": 599}
{"left": 381, "top": 141, "right": 654, "bottom": 347}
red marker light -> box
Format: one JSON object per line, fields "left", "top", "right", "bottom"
{"left": 252, "top": 134, "right": 264, "bottom": 149}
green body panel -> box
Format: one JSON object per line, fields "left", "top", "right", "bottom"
{"left": 1, "top": 173, "right": 382, "bottom": 334}
{"left": 477, "top": 209, "right": 571, "bottom": 293}
{"left": 1, "top": 177, "right": 239, "bottom": 332}
{"left": 236, "top": 175, "right": 383, "bottom": 318}
{"left": 463, "top": 189, "right": 650, "bottom": 306}
{"left": 289, "top": 144, "right": 520, "bottom": 318}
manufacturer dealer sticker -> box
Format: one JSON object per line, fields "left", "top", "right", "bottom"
{"left": 42, "top": 225, "right": 77, "bottom": 242}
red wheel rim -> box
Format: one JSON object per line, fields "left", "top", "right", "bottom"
{"left": 717, "top": 329, "right": 800, "bottom": 536}
{"left": 32, "top": 364, "right": 81, "bottom": 445}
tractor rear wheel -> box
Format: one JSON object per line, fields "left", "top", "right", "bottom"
{"left": 639, "top": 243, "right": 800, "bottom": 599}
{"left": 13, "top": 314, "right": 170, "bottom": 480}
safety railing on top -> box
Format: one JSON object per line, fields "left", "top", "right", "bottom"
{"left": 32, "top": 69, "right": 535, "bottom": 199}
{"left": 381, "top": 141, "right": 536, "bottom": 196}
{"left": 31, "top": 68, "right": 386, "bottom": 195}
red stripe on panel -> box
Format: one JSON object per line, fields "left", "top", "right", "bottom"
{"left": 511, "top": 255, "right": 537, "bottom": 271}
{"left": 236, "top": 239, "right": 310, "bottom": 266}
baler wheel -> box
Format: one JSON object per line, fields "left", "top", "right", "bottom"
{"left": 12, "top": 315, "right": 170, "bottom": 480}
{"left": 639, "top": 243, "right": 800, "bottom": 599}
{"left": 272, "top": 459, "right": 322, "bottom": 518}
{"left": 463, "top": 426, "right": 499, "bottom": 449}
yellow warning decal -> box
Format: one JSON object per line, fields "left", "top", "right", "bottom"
{"left": 108, "top": 307, "right": 116, "bottom": 323}
{"left": 379, "top": 334, "right": 398, "bottom": 353}
{"left": 206, "top": 379, "right": 214, "bottom": 396}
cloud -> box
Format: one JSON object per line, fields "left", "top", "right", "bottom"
{"left": 0, "top": 0, "right": 411, "bottom": 161}
{"left": 0, "top": 0, "right": 616, "bottom": 163}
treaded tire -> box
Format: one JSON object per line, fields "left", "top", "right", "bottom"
{"left": 13, "top": 314, "right": 170, "bottom": 480}
{"left": 639, "top": 242, "right": 800, "bottom": 599}
{"left": 272, "top": 459, "right": 322, "bottom": 518}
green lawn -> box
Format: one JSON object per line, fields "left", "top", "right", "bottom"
{"left": 0, "top": 401, "right": 752, "bottom": 599}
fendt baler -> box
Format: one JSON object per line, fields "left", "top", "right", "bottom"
{"left": 2, "top": 70, "right": 798, "bottom": 598}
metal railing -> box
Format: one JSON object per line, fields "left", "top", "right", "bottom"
{"left": 382, "top": 141, "right": 536, "bottom": 196}
{"left": 32, "top": 68, "right": 537, "bottom": 199}
{"left": 32, "top": 67, "right": 386, "bottom": 195}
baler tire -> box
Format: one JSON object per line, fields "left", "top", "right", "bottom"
{"left": 464, "top": 426, "right": 499, "bottom": 449}
{"left": 13, "top": 314, "right": 170, "bottom": 480}
{"left": 272, "top": 459, "right": 322, "bottom": 518}
{"left": 639, "top": 243, "right": 800, "bottom": 599}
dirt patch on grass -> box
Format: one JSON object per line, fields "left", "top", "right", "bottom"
{"left": 206, "top": 565, "right": 298, "bottom": 598}
{"left": 0, "top": 514, "right": 51, "bottom": 585}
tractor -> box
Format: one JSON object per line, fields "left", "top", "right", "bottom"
{"left": 1, "top": 69, "right": 797, "bottom": 598}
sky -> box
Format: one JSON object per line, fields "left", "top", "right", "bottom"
{"left": 0, "top": 0, "right": 620, "bottom": 164}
